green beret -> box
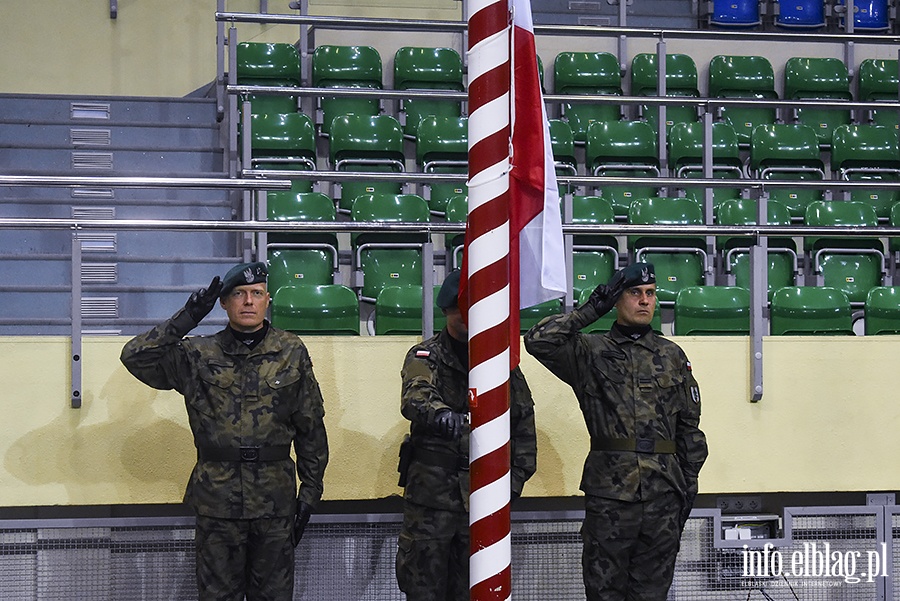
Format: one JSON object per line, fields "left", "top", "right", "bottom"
{"left": 220, "top": 261, "right": 268, "bottom": 297}
{"left": 612, "top": 262, "right": 655, "bottom": 289}
{"left": 436, "top": 269, "right": 462, "bottom": 309}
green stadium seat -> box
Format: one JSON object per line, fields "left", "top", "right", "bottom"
{"left": 783, "top": 57, "right": 852, "bottom": 147}
{"left": 804, "top": 201, "right": 885, "bottom": 304}
{"left": 235, "top": 42, "right": 301, "bottom": 115}
{"left": 708, "top": 55, "right": 778, "bottom": 146}
{"left": 550, "top": 119, "right": 577, "bottom": 196}
{"left": 770, "top": 286, "right": 854, "bottom": 335}
{"left": 312, "top": 45, "right": 383, "bottom": 135}
{"left": 749, "top": 124, "right": 825, "bottom": 220}
{"left": 266, "top": 191, "right": 339, "bottom": 294}
{"left": 674, "top": 286, "right": 751, "bottom": 335}
{"left": 393, "top": 47, "right": 464, "bottom": 138}
{"left": 857, "top": 59, "right": 899, "bottom": 130}
{"left": 571, "top": 195, "right": 618, "bottom": 297}
{"left": 249, "top": 112, "right": 317, "bottom": 192}
{"left": 864, "top": 286, "right": 900, "bottom": 335}
{"left": 444, "top": 194, "right": 467, "bottom": 268}
{"left": 271, "top": 284, "right": 360, "bottom": 335}
{"left": 329, "top": 114, "right": 405, "bottom": 212}
{"left": 553, "top": 51, "right": 623, "bottom": 143}
{"left": 585, "top": 120, "right": 660, "bottom": 219}
{"left": 374, "top": 285, "right": 447, "bottom": 335}
{"left": 520, "top": 299, "right": 564, "bottom": 332}
{"left": 577, "top": 287, "right": 662, "bottom": 333}
{"left": 630, "top": 53, "right": 699, "bottom": 136}
{"left": 830, "top": 124, "right": 900, "bottom": 220}
{"left": 891, "top": 202, "right": 900, "bottom": 257}
{"left": 716, "top": 198, "right": 798, "bottom": 299}
{"left": 668, "top": 121, "right": 743, "bottom": 208}
{"left": 351, "top": 193, "right": 431, "bottom": 302}
{"left": 628, "top": 197, "right": 709, "bottom": 303}
{"left": 416, "top": 116, "right": 468, "bottom": 214}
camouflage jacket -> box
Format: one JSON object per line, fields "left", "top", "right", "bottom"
{"left": 400, "top": 328, "right": 537, "bottom": 512}
{"left": 120, "top": 307, "right": 329, "bottom": 519}
{"left": 524, "top": 306, "right": 707, "bottom": 503}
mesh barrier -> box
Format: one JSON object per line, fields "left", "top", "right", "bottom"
{"left": 0, "top": 509, "right": 896, "bottom": 600}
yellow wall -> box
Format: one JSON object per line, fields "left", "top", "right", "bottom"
{"left": 0, "top": 1, "right": 461, "bottom": 97}
{"left": 2, "top": 335, "right": 899, "bottom": 507}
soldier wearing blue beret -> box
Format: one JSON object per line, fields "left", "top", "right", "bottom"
{"left": 121, "top": 261, "right": 328, "bottom": 601}
{"left": 525, "top": 262, "right": 708, "bottom": 601}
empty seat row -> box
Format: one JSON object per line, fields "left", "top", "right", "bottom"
{"left": 267, "top": 282, "right": 900, "bottom": 336}
{"left": 708, "top": 0, "right": 893, "bottom": 31}
{"left": 235, "top": 42, "right": 900, "bottom": 147}
{"left": 675, "top": 285, "right": 900, "bottom": 336}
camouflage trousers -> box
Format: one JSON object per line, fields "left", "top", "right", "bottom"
{"left": 194, "top": 514, "right": 295, "bottom": 601}
{"left": 581, "top": 491, "right": 684, "bottom": 601}
{"left": 396, "top": 501, "right": 469, "bottom": 601}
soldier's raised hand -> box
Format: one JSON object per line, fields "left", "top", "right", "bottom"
{"left": 587, "top": 269, "right": 626, "bottom": 317}
{"left": 185, "top": 276, "right": 223, "bottom": 323}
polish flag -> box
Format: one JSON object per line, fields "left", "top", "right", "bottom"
{"left": 460, "top": 0, "right": 567, "bottom": 368}
{"left": 507, "top": 0, "right": 567, "bottom": 364}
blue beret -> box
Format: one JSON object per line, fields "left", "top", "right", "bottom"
{"left": 220, "top": 261, "right": 268, "bottom": 297}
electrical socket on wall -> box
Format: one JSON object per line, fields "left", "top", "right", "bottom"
{"left": 717, "top": 495, "right": 763, "bottom": 514}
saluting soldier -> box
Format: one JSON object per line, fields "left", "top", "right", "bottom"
{"left": 120, "top": 261, "right": 328, "bottom": 601}
{"left": 524, "top": 262, "right": 708, "bottom": 601}
{"left": 395, "top": 269, "right": 538, "bottom": 601}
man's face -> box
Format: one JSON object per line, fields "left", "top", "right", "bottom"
{"left": 220, "top": 283, "right": 269, "bottom": 332}
{"left": 443, "top": 306, "right": 468, "bottom": 342}
{"left": 615, "top": 283, "right": 656, "bottom": 327}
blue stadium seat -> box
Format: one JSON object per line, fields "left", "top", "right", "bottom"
{"left": 774, "top": 0, "right": 826, "bottom": 29}
{"left": 709, "top": 0, "right": 762, "bottom": 27}
{"left": 835, "top": 0, "right": 890, "bottom": 30}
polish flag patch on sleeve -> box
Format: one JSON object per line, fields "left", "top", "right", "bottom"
{"left": 416, "top": 350, "right": 431, "bottom": 357}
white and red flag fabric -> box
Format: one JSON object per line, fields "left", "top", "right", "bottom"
{"left": 460, "top": 0, "right": 567, "bottom": 368}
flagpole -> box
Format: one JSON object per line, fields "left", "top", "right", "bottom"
{"left": 466, "top": 0, "right": 513, "bottom": 600}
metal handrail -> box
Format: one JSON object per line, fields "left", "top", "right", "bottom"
{"left": 214, "top": 11, "right": 900, "bottom": 44}
{"left": 2, "top": 217, "right": 900, "bottom": 239}
{"left": 0, "top": 175, "right": 291, "bottom": 190}
{"left": 226, "top": 84, "right": 900, "bottom": 112}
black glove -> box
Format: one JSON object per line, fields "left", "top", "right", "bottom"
{"left": 185, "top": 276, "right": 223, "bottom": 324}
{"left": 291, "top": 500, "right": 312, "bottom": 547}
{"left": 586, "top": 270, "right": 627, "bottom": 317}
{"left": 432, "top": 409, "right": 466, "bottom": 440}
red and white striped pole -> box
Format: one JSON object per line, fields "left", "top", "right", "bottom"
{"left": 466, "top": 1, "right": 513, "bottom": 600}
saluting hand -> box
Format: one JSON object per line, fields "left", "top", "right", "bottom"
{"left": 185, "top": 276, "right": 223, "bottom": 323}
{"left": 586, "top": 269, "right": 626, "bottom": 317}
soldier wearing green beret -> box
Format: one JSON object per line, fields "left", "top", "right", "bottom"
{"left": 395, "top": 269, "right": 538, "bottom": 601}
{"left": 120, "top": 261, "right": 329, "bottom": 601}
{"left": 524, "top": 262, "right": 707, "bottom": 601}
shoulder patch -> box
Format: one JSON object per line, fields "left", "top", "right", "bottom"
{"left": 416, "top": 350, "right": 431, "bottom": 357}
{"left": 686, "top": 361, "right": 692, "bottom": 371}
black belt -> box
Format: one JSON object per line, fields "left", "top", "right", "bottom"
{"left": 197, "top": 445, "right": 291, "bottom": 463}
{"left": 413, "top": 447, "right": 469, "bottom": 471}
{"left": 591, "top": 437, "right": 676, "bottom": 454}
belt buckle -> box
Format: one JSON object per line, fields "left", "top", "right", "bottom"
{"left": 635, "top": 438, "right": 655, "bottom": 453}
{"left": 240, "top": 447, "right": 260, "bottom": 462}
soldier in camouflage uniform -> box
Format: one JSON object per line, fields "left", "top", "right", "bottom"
{"left": 396, "top": 270, "right": 537, "bottom": 601}
{"left": 120, "top": 261, "right": 329, "bottom": 601}
{"left": 524, "top": 262, "right": 707, "bottom": 601}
